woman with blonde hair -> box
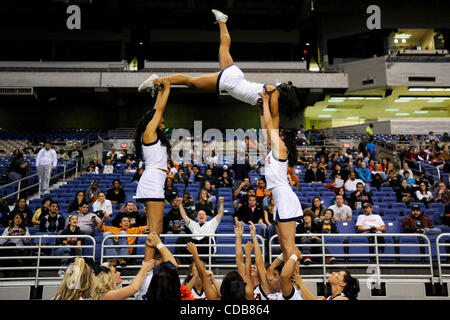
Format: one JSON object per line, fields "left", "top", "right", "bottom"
{"left": 52, "top": 257, "right": 93, "bottom": 300}
{"left": 91, "top": 257, "right": 154, "bottom": 300}
{"left": 195, "top": 189, "right": 214, "bottom": 216}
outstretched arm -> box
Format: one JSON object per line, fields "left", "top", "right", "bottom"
{"left": 243, "top": 241, "right": 255, "bottom": 300}
{"left": 234, "top": 222, "right": 245, "bottom": 277}
{"left": 146, "top": 232, "right": 178, "bottom": 267}
{"left": 142, "top": 78, "right": 171, "bottom": 144}
{"left": 260, "top": 92, "right": 287, "bottom": 160}
{"left": 280, "top": 247, "right": 302, "bottom": 297}
{"left": 214, "top": 197, "right": 225, "bottom": 223}
{"left": 177, "top": 198, "right": 191, "bottom": 226}
{"left": 291, "top": 262, "right": 323, "bottom": 300}
{"left": 187, "top": 242, "right": 220, "bottom": 300}
{"left": 249, "top": 222, "right": 270, "bottom": 294}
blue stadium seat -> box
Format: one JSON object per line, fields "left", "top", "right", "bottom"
{"left": 336, "top": 221, "right": 355, "bottom": 233}
{"left": 398, "top": 237, "right": 422, "bottom": 262}
{"left": 324, "top": 237, "right": 345, "bottom": 262}
{"left": 385, "top": 220, "right": 402, "bottom": 233}
{"left": 348, "top": 237, "right": 371, "bottom": 262}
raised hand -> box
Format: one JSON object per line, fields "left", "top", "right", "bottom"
{"left": 187, "top": 241, "right": 198, "bottom": 255}
{"left": 219, "top": 196, "right": 224, "bottom": 204}
{"left": 234, "top": 222, "right": 244, "bottom": 238}
{"left": 248, "top": 221, "right": 256, "bottom": 237}
{"left": 244, "top": 241, "right": 254, "bottom": 255}
{"left": 146, "top": 232, "right": 161, "bottom": 247}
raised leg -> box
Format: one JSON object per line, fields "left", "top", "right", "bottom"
{"left": 217, "top": 22, "right": 234, "bottom": 70}
{"left": 275, "top": 221, "right": 297, "bottom": 264}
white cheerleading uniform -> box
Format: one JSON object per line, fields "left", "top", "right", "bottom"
{"left": 326, "top": 293, "right": 346, "bottom": 300}
{"left": 217, "top": 65, "right": 266, "bottom": 106}
{"left": 254, "top": 285, "right": 280, "bottom": 300}
{"left": 136, "top": 140, "right": 168, "bottom": 202}
{"left": 277, "top": 286, "right": 303, "bottom": 300}
{"left": 264, "top": 150, "right": 303, "bottom": 222}
{"left": 192, "top": 287, "right": 207, "bottom": 300}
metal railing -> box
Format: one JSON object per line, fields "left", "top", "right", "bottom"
{"left": 436, "top": 233, "right": 450, "bottom": 284}
{"left": 100, "top": 233, "right": 265, "bottom": 280}
{"left": 0, "top": 158, "right": 82, "bottom": 201}
{"left": 0, "top": 235, "right": 96, "bottom": 287}
{"left": 269, "top": 233, "right": 434, "bottom": 285}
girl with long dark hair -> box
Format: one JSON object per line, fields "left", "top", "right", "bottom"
{"left": 256, "top": 90, "right": 303, "bottom": 266}
{"left": 137, "top": 9, "right": 301, "bottom": 127}
{"left": 135, "top": 78, "right": 172, "bottom": 261}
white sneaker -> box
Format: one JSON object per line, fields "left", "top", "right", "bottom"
{"left": 58, "top": 269, "right": 65, "bottom": 278}
{"left": 138, "top": 74, "right": 159, "bottom": 94}
{"left": 211, "top": 9, "right": 228, "bottom": 23}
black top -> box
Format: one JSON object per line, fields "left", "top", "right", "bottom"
{"left": 163, "top": 210, "right": 189, "bottom": 234}
{"left": 112, "top": 211, "right": 146, "bottom": 228}
{"left": 164, "top": 187, "right": 179, "bottom": 202}
{"left": 58, "top": 226, "right": 84, "bottom": 245}
{"left": 106, "top": 188, "right": 126, "bottom": 204}
{"left": 296, "top": 221, "right": 322, "bottom": 234}
{"left": 10, "top": 207, "right": 33, "bottom": 227}
{"left": 349, "top": 191, "right": 373, "bottom": 210}
{"left": 396, "top": 186, "right": 413, "bottom": 202}
{"left": 217, "top": 177, "right": 234, "bottom": 188}
{"left": 234, "top": 205, "right": 264, "bottom": 224}
{"left": 232, "top": 162, "right": 252, "bottom": 181}
{"left": 305, "top": 168, "right": 325, "bottom": 183}
{"left": 40, "top": 214, "right": 66, "bottom": 233}
{"left": 195, "top": 201, "right": 214, "bottom": 216}
{"left": 317, "top": 219, "right": 338, "bottom": 234}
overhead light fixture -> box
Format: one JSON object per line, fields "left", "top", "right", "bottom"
{"left": 346, "top": 116, "right": 360, "bottom": 120}
{"left": 322, "top": 108, "right": 337, "bottom": 112}
{"left": 428, "top": 99, "right": 444, "bottom": 103}
{"left": 365, "top": 96, "right": 383, "bottom": 100}
{"left": 385, "top": 108, "right": 400, "bottom": 112}
{"left": 348, "top": 97, "right": 364, "bottom": 100}
{"left": 318, "top": 114, "right": 332, "bottom": 118}
{"left": 395, "top": 33, "right": 412, "bottom": 39}
{"left": 413, "top": 110, "right": 429, "bottom": 114}
{"left": 394, "top": 39, "right": 399, "bottom": 43}
{"left": 306, "top": 42, "right": 310, "bottom": 46}
{"left": 408, "top": 88, "right": 426, "bottom": 92}
{"left": 402, "top": 39, "right": 406, "bottom": 43}
{"left": 394, "top": 99, "right": 411, "bottom": 103}
{"left": 328, "top": 98, "right": 345, "bottom": 103}
{"left": 409, "top": 87, "right": 450, "bottom": 92}
{"left": 395, "top": 112, "right": 411, "bottom": 116}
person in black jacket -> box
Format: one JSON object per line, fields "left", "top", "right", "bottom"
{"left": 163, "top": 198, "right": 188, "bottom": 234}
{"left": 349, "top": 182, "right": 373, "bottom": 210}
{"left": 331, "top": 163, "right": 349, "bottom": 182}
{"left": 233, "top": 195, "right": 264, "bottom": 226}
{"left": 54, "top": 215, "right": 84, "bottom": 276}
{"left": 396, "top": 179, "right": 413, "bottom": 204}
{"left": 9, "top": 197, "right": 33, "bottom": 227}
{"left": 304, "top": 161, "right": 325, "bottom": 183}
{"left": 295, "top": 210, "right": 321, "bottom": 264}
{"left": 112, "top": 201, "right": 146, "bottom": 228}
{"left": 0, "top": 195, "right": 11, "bottom": 227}
{"left": 106, "top": 179, "right": 126, "bottom": 204}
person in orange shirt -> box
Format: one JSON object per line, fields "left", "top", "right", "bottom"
{"left": 287, "top": 167, "right": 299, "bottom": 190}
{"left": 98, "top": 214, "right": 149, "bottom": 266}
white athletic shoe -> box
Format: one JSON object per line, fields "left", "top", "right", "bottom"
{"left": 138, "top": 74, "right": 159, "bottom": 95}
{"left": 211, "top": 9, "right": 228, "bottom": 23}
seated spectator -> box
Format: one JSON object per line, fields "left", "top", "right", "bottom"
{"left": 106, "top": 179, "right": 126, "bottom": 204}
{"left": 382, "top": 170, "right": 400, "bottom": 189}
{"left": 317, "top": 208, "right": 338, "bottom": 237}
{"left": 188, "top": 165, "right": 204, "bottom": 183}
{"left": 124, "top": 159, "right": 137, "bottom": 174}
{"left": 87, "top": 157, "right": 103, "bottom": 174}
{"left": 310, "top": 197, "right": 327, "bottom": 220}
{"left": 349, "top": 182, "right": 373, "bottom": 210}
{"left": 328, "top": 195, "right": 352, "bottom": 221}
{"left": 264, "top": 197, "right": 275, "bottom": 230}
{"left": 7, "top": 151, "right": 29, "bottom": 183}
{"left": 93, "top": 192, "right": 113, "bottom": 218}
{"left": 0, "top": 195, "right": 11, "bottom": 227}
{"left": 103, "top": 159, "right": 114, "bottom": 174}
{"left": 402, "top": 205, "right": 441, "bottom": 235}
{"left": 163, "top": 198, "right": 188, "bottom": 234}
{"left": 231, "top": 155, "right": 252, "bottom": 186}
{"left": 304, "top": 161, "right": 325, "bottom": 183}
{"left": 69, "top": 191, "right": 86, "bottom": 213}
{"left": 203, "top": 180, "right": 217, "bottom": 205}
{"left": 31, "top": 197, "right": 52, "bottom": 227}
{"left": 333, "top": 187, "right": 350, "bottom": 206}
{"left": 106, "top": 147, "right": 120, "bottom": 163}
{"left": 287, "top": 167, "right": 299, "bottom": 190}
{"left": 39, "top": 201, "right": 66, "bottom": 233}
{"left": 201, "top": 168, "right": 217, "bottom": 188}
{"left": 67, "top": 144, "right": 84, "bottom": 163}
{"left": 434, "top": 182, "right": 450, "bottom": 205}
{"left": 174, "top": 167, "right": 189, "bottom": 186}
{"left": 76, "top": 202, "right": 102, "bottom": 236}
{"left": 233, "top": 195, "right": 265, "bottom": 228}
{"left": 113, "top": 201, "right": 146, "bottom": 228}
{"left": 357, "top": 162, "right": 371, "bottom": 183}
{"left": 54, "top": 215, "right": 83, "bottom": 277}
{"left": 195, "top": 189, "right": 215, "bottom": 216}
{"left": 119, "top": 149, "right": 134, "bottom": 163}
{"left": 0, "top": 212, "right": 32, "bottom": 270}
{"left": 325, "top": 174, "right": 344, "bottom": 194}
{"left": 399, "top": 162, "right": 413, "bottom": 178}
{"left": 318, "top": 156, "right": 328, "bottom": 176}
{"left": 85, "top": 180, "right": 102, "bottom": 204}
{"left": 182, "top": 192, "right": 197, "bottom": 220}
{"left": 164, "top": 178, "right": 179, "bottom": 203}
{"left": 370, "top": 173, "right": 383, "bottom": 191}
{"left": 344, "top": 171, "right": 365, "bottom": 192}
{"left": 233, "top": 177, "right": 252, "bottom": 208}
{"left": 261, "top": 189, "right": 272, "bottom": 211}
{"left": 97, "top": 214, "right": 149, "bottom": 266}
{"left": 9, "top": 197, "right": 33, "bottom": 227}
{"left": 415, "top": 181, "right": 434, "bottom": 206}
{"left": 396, "top": 179, "right": 414, "bottom": 204}
{"left": 22, "top": 141, "right": 34, "bottom": 155}
{"left": 296, "top": 210, "right": 334, "bottom": 265}
{"left": 217, "top": 169, "right": 234, "bottom": 188}
{"left": 355, "top": 202, "right": 385, "bottom": 234}
{"left": 402, "top": 171, "right": 416, "bottom": 186}
{"left": 331, "top": 163, "right": 349, "bottom": 183}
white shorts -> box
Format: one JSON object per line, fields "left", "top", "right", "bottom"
{"left": 136, "top": 168, "right": 166, "bottom": 202}
{"left": 271, "top": 185, "right": 303, "bottom": 223}
{"left": 217, "top": 64, "right": 265, "bottom": 106}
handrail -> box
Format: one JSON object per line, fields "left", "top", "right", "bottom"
{"left": 0, "top": 235, "right": 96, "bottom": 288}
{"left": 100, "top": 233, "right": 265, "bottom": 275}
{"left": 269, "top": 233, "right": 434, "bottom": 286}
{"left": 436, "top": 233, "right": 450, "bottom": 284}
{"left": 0, "top": 158, "right": 82, "bottom": 200}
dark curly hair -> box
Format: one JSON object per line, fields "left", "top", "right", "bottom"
{"left": 134, "top": 108, "right": 171, "bottom": 162}
{"left": 282, "top": 129, "right": 298, "bottom": 167}
{"left": 276, "top": 82, "right": 302, "bottom": 119}
{"left": 342, "top": 270, "right": 360, "bottom": 300}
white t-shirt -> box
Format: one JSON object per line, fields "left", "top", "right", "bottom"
{"left": 355, "top": 214, "right": 385, "bottom": 230}
{"left": 187, "top": 217, "right": 219, "bottom": 241}
{"left": 344, "top": 178, "right": 364, "bottom": 192}
{"left": 93, "top": 199, "right": 113, "bottom": 215}
{"left": 328, "top": 204, "right": 352, "bottom": 220}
